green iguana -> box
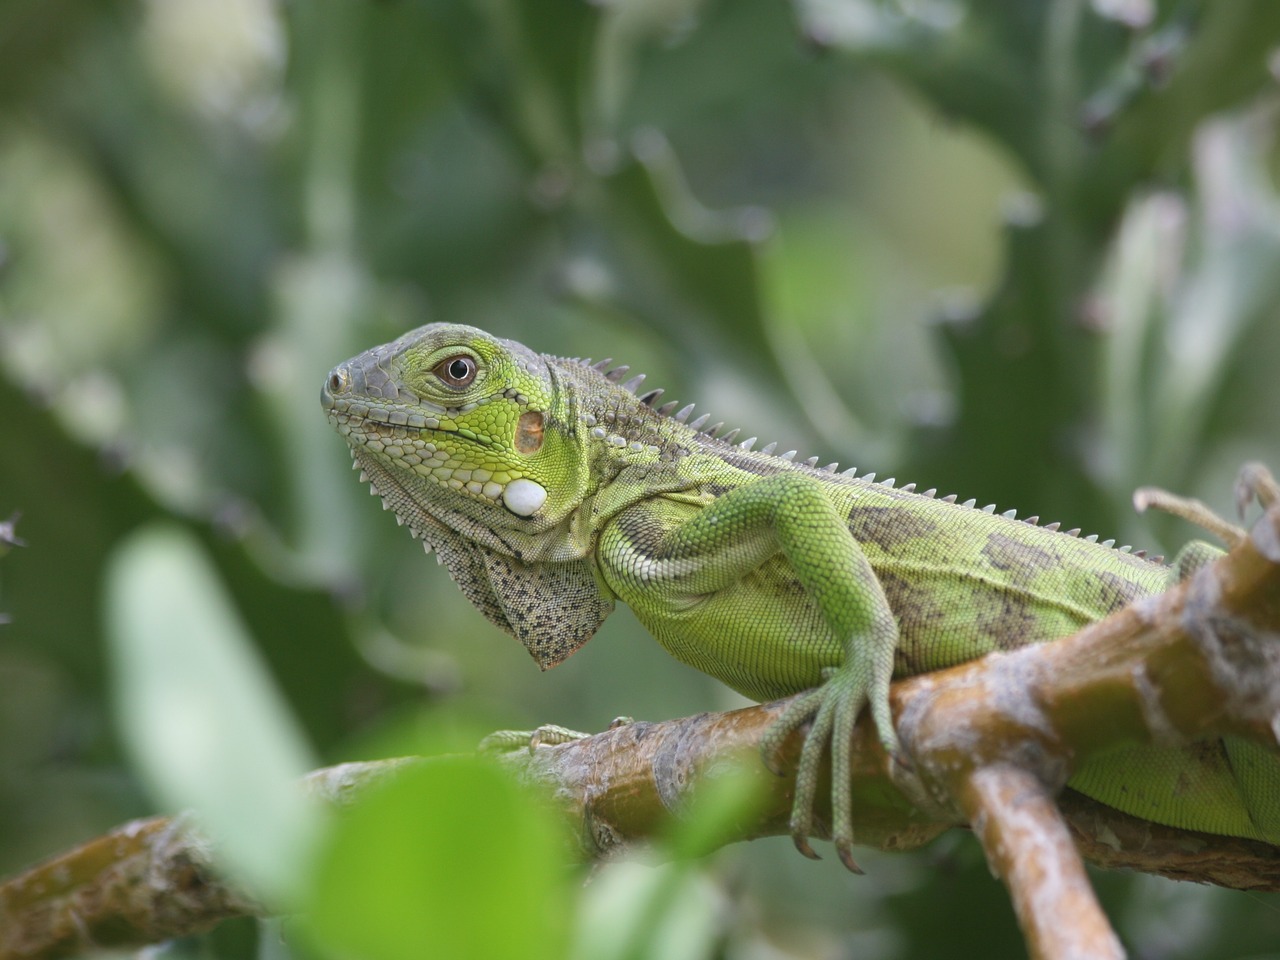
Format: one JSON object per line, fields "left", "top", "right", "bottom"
{"left": 322, "top": 323, "right": 1280, "bottom": 869}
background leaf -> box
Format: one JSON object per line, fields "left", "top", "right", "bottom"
{"left": 106, "top": 523, "right": 321, "bottom": 905}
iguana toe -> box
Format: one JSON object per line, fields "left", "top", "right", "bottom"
{"left": 792, "top": 835, "right": 821, "bottom": 860}
{"left": 829, "top": 672, "right": 865, "bottom": 874}
{"left": 787, "top": 692, "right": 836, "bottom": 854}
{"left": 760, "top": 688, "right": 824, "bottom": 776}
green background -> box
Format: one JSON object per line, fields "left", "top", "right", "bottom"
{"left": 3, "top": 0, "right": 1280, "bottom": 956}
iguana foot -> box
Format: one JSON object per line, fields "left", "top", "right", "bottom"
{"left": 1133, "top": 485, "right": 1246, "bottom": 548}
{"left": 478, "top": 717, "right": 633, "bottom": 754}
{"left": 1236, "top": 462, "right": 1280, "bottom": 514}
{"left": 761, "top": 662, "right": 900, "bottom": 874}
{"left": 1135, "top": 463, "right": 1280, "bottom": 555}
{"left": 478, "top": 724, "right": 591, "bottom": 754}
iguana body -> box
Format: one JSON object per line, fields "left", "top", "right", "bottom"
{"left": 322, "top": 323, "right": 1280, "bottom": 864}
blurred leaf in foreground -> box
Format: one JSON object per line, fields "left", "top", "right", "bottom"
{"left": 303, "top": 755, "right": 572, "bottom": 960}
{"left": 105, "top": 523, "right": 322, "bottom": 906}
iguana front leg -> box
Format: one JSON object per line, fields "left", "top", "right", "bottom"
{"left": 601, "top": 474, "right": 902, "bottom": 871}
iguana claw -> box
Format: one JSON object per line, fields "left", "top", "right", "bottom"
{"left": 838, "top": 846, "right": 865, "bottom": 875}
{"left": 793, "top": 835, "right": 821, "bottom": 860}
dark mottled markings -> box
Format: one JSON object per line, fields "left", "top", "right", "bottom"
{"left": 427, "top": 520, "right": 609, "bottom": 666}
{"left": 878, "top": 561, "right": 1072, "bottom": 674}
{"left": 1093, "top": 570, "right": 1145, "bottom": 613}
{"left": 432, "top": 533, "right": 512, "bottom": 632}
{"left": 876, "top": 570, "right": 950, "bottom": 674}
{"left": 491, "top": 529, "right": 524, "bottom": 561}
{"left": 484, "top": 553, "right": 606, "bottom": 663}
{"left": 972, "top": 587, "right": 1044, "bottom": 652}
{"left": 980, "top": 532, "right": 1059, "bottom": 580}
{"left": 847, "top": 506, "right": 940, "bottom": 552}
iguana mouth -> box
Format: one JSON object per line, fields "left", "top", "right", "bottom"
{"left": 322, "top": 384, "right": 447, "bottom": 432}
{"left": 322, "top": 389, "right": 504, "bottom": 453}
{"left": 321, "top": 368, "right": 509, "bottom": 451}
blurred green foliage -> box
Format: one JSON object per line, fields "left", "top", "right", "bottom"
{"left": 303, "top": 757, "right": 571, "bottom": 960}
{"left": 106, "top": 524, "right": 321, "bottom": 905}
{"left": 3, "top": 0, "right": 1280, "bottom": 957}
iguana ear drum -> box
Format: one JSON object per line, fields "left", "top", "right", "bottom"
{"left": 515, "top": 411, "right": 544, "bottom": 454}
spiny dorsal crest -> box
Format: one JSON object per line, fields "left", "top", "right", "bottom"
{"left": 568, "top": 357, "right": 1156, "bottom": 561}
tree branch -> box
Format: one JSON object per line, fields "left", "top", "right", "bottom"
{"left": 962, "top": 767, "right": 1124, "bottom": 960}
{"left": 3, "top": 499, "right": 1279, "bottom": 960}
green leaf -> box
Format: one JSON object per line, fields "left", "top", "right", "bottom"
{"left": 569, "top": 761, "right": 763, "bottom": 960}
{"left": 105, "top": 523, "right": 321, "bottom": 906}
{"left": 572, "top": 861, "right": 725, "bottom": 960}
{"left": 303, "top": 756, "right": 571, "bottom": 960}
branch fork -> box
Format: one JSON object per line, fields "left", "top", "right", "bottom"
{"left": 892, "top": 467, "right": 1280, "bottom": 959}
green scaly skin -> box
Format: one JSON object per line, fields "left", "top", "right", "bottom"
{"left": 322, "top": 323, "right": 1280, "bottom": 868}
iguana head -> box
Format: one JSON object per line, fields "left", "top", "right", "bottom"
{"left": 322, "top": 322, "right": 620, "bottom": 667}
{"left": 322, "top": 323, "right": 589, "bottom": 528}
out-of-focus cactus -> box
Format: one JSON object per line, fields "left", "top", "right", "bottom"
{"left": 794, "top": 1, "right": 1280, "bottom": 526}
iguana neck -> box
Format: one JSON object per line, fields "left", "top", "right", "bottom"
{"left": 551, "top": 360, "right": 709, "bottom": 530}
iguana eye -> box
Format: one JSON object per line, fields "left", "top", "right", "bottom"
{"left": 434, "top": 355, "right": 478, "bottom": 388}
